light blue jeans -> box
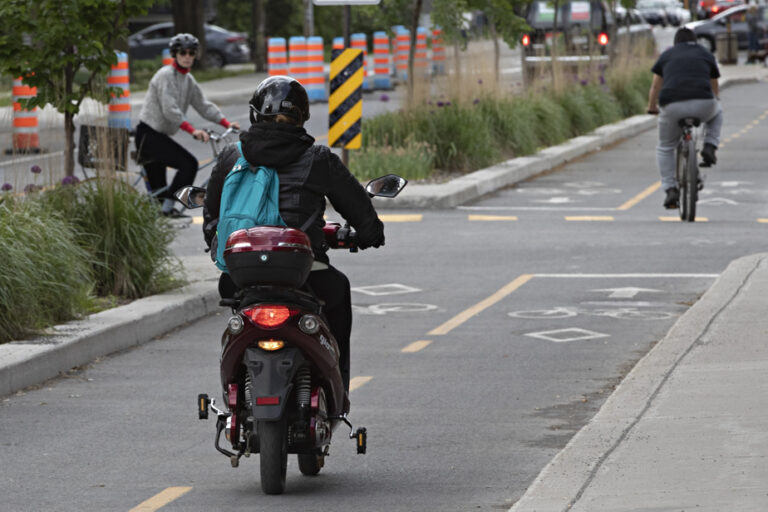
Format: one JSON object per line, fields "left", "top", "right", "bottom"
{"left": 657, "top": 98, "right": 722, "bottom": 191}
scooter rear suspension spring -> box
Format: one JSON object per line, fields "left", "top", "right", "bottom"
{"left": 295, "top": 367, "right": 311, "bottom": 408}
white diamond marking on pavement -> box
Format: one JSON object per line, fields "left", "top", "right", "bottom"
{"left": 351, "top": 283, "right": 421, "bottom": 296}
{"left": 524, "top": 328, "right": 610, "bottom": 343}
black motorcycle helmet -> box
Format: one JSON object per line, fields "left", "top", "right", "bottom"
{"left": 249, "top": 76, "right": 310, "bottom": 125}
{"left": 169, "top": 33, "right": 200, "bottom": 56}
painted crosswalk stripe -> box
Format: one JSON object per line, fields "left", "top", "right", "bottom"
{"left": 129, "top": 487, "right": 192, "bottom": 512}
{"left": 468, "top": 214, "right": 518, "bottom": 221}
{"left": 349, "top": 376, "right": 373, "bottom": 391}
{"left": 401, "top": 340, "right": 432, "bottom": 353}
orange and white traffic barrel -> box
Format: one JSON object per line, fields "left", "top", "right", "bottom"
{"left": 395, "top": 27, "right": 410, "bottom": 82}
{"left": 305, "top": 36, "right": 327, "bottom": 102}
{"left": 432, "top": 26, "right": 445, "bottom": 75}
{"left": 372, "top": 31, "right": 392, "bottom": 90}
{"left": 162, "top": 48, "right": 173, "bottom": 66}
{"left": 108, "top": 51, "right": 131, "bottom": 129}
{"left": 289, "top": 36, "right": 309, "bottom": 86}
{"left": 268, "top": 37, "right": 288, "bottom": 76}
{"left": 7, "top": 76, "right": 41, "bottom": 154}
{"left": 351, "top": 33, "right": 372, "bottom": 91}
{"left": 414, "top": 27, "right": 429, "bottom": 76}
{"left": 333, "top": 37, "right": 345, "bottom": 52}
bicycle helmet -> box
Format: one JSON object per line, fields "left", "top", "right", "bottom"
{"left": 169, "top": 33, "right": 200, "bottom": 56}
{"left": 249, "top": 76, "right": 310, "bottom": 125}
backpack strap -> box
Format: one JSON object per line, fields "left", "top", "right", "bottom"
{"left": 299, "top": 148, "right": 331, "bottom": 232}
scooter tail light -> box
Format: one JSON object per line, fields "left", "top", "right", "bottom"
{"left": 257, "top": 339, "right": 285, "bottom": 351}
{"left": 598, "top": 33, "right": 609, "bottom": 46}
{"left": 242, "top": 305, "right": 297, "bottom": 328}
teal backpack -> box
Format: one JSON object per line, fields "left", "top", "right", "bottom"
{"left": 215, "top": 142, "right": 286, "bottom": 272}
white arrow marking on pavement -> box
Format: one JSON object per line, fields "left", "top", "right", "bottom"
{"left": 525, "top": 328, "right": 610, "bottom": 343}
{"left": 590, "top": 287, "right": 662, "bottom": 299}
{"left": 718, "top": 181, "right": 752, "bottom": 187}
{"left": 533, "top": 197, "right": 577, "bottom": 204}
{"left": 698, "top": 197, "right": 739, "bottom": 206}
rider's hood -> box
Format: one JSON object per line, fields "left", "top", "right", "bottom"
{"left": 240, "top": 123, "right": 315, "bottom": 168}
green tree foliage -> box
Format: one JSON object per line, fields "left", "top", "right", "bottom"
{"left": 0, "top": 0, "right": 154, "bottom": 176}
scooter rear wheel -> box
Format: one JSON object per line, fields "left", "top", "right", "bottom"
{"left": 298, "top": 452, "right": 324, "bottom": 476}
{"left": 258, "top": 418, "right": 288, "bottom": 494}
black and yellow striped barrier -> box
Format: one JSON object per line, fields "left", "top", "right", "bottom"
{"left": 329, "top": 48, "right": 363, "bottom": 149}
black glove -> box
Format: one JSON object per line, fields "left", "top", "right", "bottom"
{"left": 368, "top": 233, "right": 385, "bottom": 249}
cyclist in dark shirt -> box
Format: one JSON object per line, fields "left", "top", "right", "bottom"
{"left": 647, "top": 27, "right": 722, "bottom": 209}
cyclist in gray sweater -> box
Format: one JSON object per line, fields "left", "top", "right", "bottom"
{"left": 135, "top": 33, "right": 240, "bottom": 216}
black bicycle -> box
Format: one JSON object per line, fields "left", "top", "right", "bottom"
{"left": 676, "top": 117, "right": 700, "bottom": 222}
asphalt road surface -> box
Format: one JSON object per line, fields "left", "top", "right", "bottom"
{"left": 1, "top": 68, "right": 766, "bottom": 511}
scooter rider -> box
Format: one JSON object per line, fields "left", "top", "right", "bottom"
{"left": 202, "top": 76, "right": 385, "bottom": 392}
{"left": 136, "top": 33, "right": 239, "bottom": 217}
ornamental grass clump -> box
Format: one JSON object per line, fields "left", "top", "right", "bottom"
{"left": 0, "top": 198, "right": 94, "bottom": 343}
{"left": 39, "top": 178, "right": 181, "bottom": 299}
{"left": 350, "top": 138, "right": 435, "bottom": 182}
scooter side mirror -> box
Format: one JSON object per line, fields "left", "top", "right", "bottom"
{"left": 365, "top": 174, "right": 408, "bottom": 198}
{"left": 174, "top": 185, "right": 206, "bottom": 209}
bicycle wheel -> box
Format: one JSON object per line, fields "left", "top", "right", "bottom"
{"left": 681, "top": 138, "right": 698, "bottom": 222}
{"left": 675, "top": 142, "right": 687, "bottom": 220}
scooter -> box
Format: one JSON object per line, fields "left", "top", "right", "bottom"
{"left": 174, "top": 174, "right": 407, "bottom": 494}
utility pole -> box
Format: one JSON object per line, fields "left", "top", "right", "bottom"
{"left": 304, "top": 0, "right": 315, "bottom": 37}
{"left": 252, "top": 0, "right": 266, "bottom": 72}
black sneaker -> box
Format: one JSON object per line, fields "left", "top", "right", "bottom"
{"left": 700, "top": 143, "right": 717, "bottom": 167}
{"left": 664, "top": 187, "right": 679, "bottom": 209}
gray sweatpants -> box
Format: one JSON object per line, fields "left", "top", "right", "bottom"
{"left": 657, "top": 98, "right": 722, "bottom": 191}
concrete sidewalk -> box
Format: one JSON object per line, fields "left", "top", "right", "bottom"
{"left": 510, "top": 253, "right": 768, "bottom": 512}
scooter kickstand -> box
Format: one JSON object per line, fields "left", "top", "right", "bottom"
{"left": 330, "top": 414, "right": 367, "bottom": 454}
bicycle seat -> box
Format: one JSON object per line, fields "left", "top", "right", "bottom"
{"left": 678, "top": 117, "right": 701, "bottom": 128}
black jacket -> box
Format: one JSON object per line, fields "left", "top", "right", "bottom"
{"left": 203, "top": 123, "right": 384, "bottom": 264}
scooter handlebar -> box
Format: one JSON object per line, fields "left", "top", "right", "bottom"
{"left": 323, "top": 222, "right": 358, "bottom": 252}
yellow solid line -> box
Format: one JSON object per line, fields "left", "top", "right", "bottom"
{"left": 349, "top": 376, "right": 373, "bottom": 391}
{"left": 379, "top": 214, "right": 423, "bottom": 222}
{"left": 129, "top": 487, "right": 193, "bottom": 512}
{"left": 402, "top": 340, "right": 432, "bottom": 353}
{"left": 468, "top": 214, "right": 518, "bottom": 221}
{"left": 192, "top": 217, "right": 203, "bottom": 225}
{"left": 564, "top": 216, "right": 614, "bottom": 221}
{"left": 616, "top": 181, "right": 661, "bottom": 211}
{"left": 659, "top": 216, "right": 709, "bottom": 222}
{"left": 428, "top": 274, "right": 534, "bottom": 336}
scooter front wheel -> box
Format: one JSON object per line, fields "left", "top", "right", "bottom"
{"left": 258, "top": 418, "right": 288, "bottom": 494}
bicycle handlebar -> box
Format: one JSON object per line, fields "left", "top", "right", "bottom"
{"left": 206, "top": 126, "right": 240, "bottom": 142}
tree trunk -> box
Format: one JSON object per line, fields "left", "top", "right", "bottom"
{"left": 64, "top": 61, "right": 75, "bottom": 177}
{"left": 172, "top": 0, "right": 206, "bottom": 68}
{"left": 489, "top": 16, "right": 500, "bottom": 89}
{"left": 407, "top": 0, "right": 423, "bottom": 106}
{"left": 303, "top": 0, "right": 314, "bottom": 37}
{"left": 252, "top": 0, "right": 266, "bottom": 72}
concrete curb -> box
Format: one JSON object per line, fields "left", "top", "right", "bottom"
{"left": 508, "top": 252, "right": 767, "bottom": 512}
{"left": 0, "top": 280, "right": 220, "bottom": 398}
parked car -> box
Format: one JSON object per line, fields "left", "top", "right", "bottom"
{"left": 697, "top": 0, "right": 743, "bottom": 19}
{"left": 128, "top": 22, "right": 250, "bottom": 68}
{"left": 520, "top": 1, "right": 655, "bottom": 84}
{"left": 659, "top": 0, "right": 691, "bottom": 26}
{"left": 687, "top": 4, "right": 768, "bottom": 52}
{"left": 636, "top": 0, "right": 670, "bottom": 26}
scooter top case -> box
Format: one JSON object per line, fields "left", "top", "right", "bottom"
{"left": 223, "top": 226, "right": 314, "bottom": 289}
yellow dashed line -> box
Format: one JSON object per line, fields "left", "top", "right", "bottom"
{"left": 468, "top": 214, "right": 518, "bottom": 221}
{"left": 349, "top": 376, "right": 373, "bottom": 391}
{"left": 757, "top": 219, "right": 768, "bottom": 223}
{"left": 564, "top": 216, "right": 614, "bottom": 221}
{"left": 129, "top": 487, "right": 193, "bottom": 512}
{"left": 617, "top": 181, "right": 661, "bottom": 211}
{"left": 401, "top": 340, "right": 432, "bottom": 353}
{"left": 379, "top": 214, "right": 423, "bottom": 222}
{"left": 731, "top": 133, "right": 741, "bottom": 139}
{"left": 752, "top": 120, "right": 760, "bottom": 125}
{"left": 429, "top": 274, "right": 534, "bottom": 335}
{"left": 192, "top": 217, "right": 203, "bottom": 224}
{"left": 659, "top": 216, "right": 708, "bottom": 222}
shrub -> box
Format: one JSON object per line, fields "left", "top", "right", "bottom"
{"left": 555, "top": 87, "right": 600, "bottom": 137}
{"left": 528, "top": 94, "right": 571, "bottom": 148}
{"left": 350, "top": 139, "right": 435, "bottom": 182}
{"left": 40, "top": 178, "right": 181, "bottom": 299}
{"left": 0, "top": 199, "right": 93, "bottom": 343}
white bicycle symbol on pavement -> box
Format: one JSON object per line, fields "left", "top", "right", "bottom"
{"left": 508, "top": 306, "right": 676, "bottom": 320}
